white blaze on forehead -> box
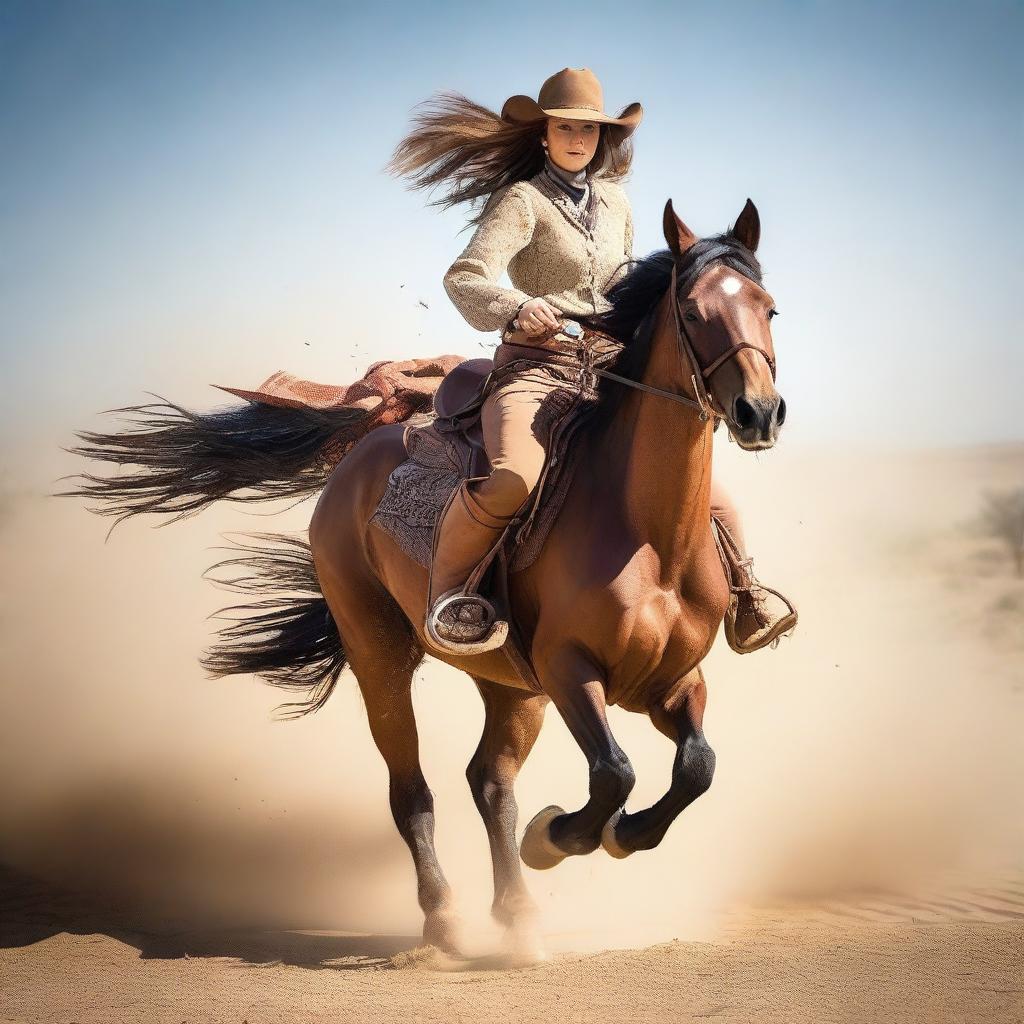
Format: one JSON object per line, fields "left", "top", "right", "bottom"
{"left": 720, "top": 275, "right": 743, "bottom": 295}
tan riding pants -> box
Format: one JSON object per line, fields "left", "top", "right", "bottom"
{"left": 469, "top": 366, "right": 566, "bottom": 520}
{"left": 468, "top": 364, "right": 746, "bottom": 548}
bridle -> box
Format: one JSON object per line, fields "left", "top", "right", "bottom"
{"left": 590, "top": 261, "right": 777, "bottom": 423}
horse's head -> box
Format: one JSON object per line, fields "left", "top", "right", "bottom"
{"left": 663, "top": 198, "right": 785, "bottom": 450}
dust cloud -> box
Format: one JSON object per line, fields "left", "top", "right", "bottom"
{"left": 1, "top": 435, "right": 1021, "bottom": 951}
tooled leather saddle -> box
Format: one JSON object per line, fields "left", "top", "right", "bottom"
{"left": 369, "top": 329, "right": 624, "bottom": 659}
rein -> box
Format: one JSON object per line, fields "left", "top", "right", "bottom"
{"left": 590, "top": 261, "right": 776, "bottom": 422}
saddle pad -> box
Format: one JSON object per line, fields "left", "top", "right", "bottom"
{"left": 369, "top": 390, "right": 592, "bottom": 575}
{"left": 369, "top": 421, "right": 469, "bottom": 569}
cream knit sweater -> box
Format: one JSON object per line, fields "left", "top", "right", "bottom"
{"left": 442, "top": 172, "right": 635, "bottom": 333}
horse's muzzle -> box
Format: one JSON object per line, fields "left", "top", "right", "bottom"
{"left": 730, "top": 392, "right": 786, "bottom": 450}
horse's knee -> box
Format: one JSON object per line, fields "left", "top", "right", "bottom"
{"left": 679, "top": 739, "right": 716, "bottom": 797}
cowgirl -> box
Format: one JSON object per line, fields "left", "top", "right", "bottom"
{"left": 389, "top": 67, "right": 796, "bottom": 655}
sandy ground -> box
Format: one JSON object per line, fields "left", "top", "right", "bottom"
{"left": 1, "top": 440, "right": 1022, "bottom": 1022}
{"left": 2, "top": 862, "right": 1023, "bottom": 1023}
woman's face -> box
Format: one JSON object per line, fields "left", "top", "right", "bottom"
{"left": 545, "top": 118, "right": 600, "bottom": 172}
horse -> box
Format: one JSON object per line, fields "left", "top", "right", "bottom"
{"left": 63, "top": 198, "right": 785, "bottom": 958}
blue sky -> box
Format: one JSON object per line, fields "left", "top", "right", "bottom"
{"left": 1, "top": 0, "right": 1021, "bottom": 454}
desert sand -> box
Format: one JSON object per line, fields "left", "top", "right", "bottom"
{"left": 3, "top": 860, "right": 1022, "bottom": 1024}
{"left": 1, "top": 440, "right": 1022, "bottom": 1022}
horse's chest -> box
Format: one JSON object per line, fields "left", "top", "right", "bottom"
{"left": 530, "top": 514, "right": 729, "bottom": 705}
{"left": 595, "top": 588, "right": 721, "bottom": 706}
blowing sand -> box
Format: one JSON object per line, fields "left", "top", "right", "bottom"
{"left": 1, "top": 439, "right": 1022, "bottom": 1022}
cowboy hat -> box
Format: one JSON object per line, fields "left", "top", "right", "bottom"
{"left": 501, "top": 67, "right": 643, "bottom": 143}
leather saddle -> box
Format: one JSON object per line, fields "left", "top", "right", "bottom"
{"left": 432, "top": 356, "right": 493, "bottom": 420}
{"left": 431, "top": 324, "right": 593, "bottom": 423}
{"left": 429, "top": 325, "right": 607, "bottom": 476}
{"left": 430, "top": 356, "right": 494, "bottom": 477}
{"left": 369, "top": 331, "right": 623, "bottom": 688}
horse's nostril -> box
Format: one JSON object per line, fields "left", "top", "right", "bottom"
{"left": 734, "top": 396, "right": 757, "bottom": 431}
{"left": 776, "top": 396, "right": 787, "bottom": 427}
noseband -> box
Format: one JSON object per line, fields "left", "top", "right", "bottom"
{"left": 591, "top": 261, "right": 777, "bottom": 422}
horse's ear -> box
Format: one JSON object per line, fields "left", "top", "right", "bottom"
{"left": 730, "top": 198, "right": 760, "bottom": 252}
{"left": 663, "top": 199, "right": 698, "bottom": 260}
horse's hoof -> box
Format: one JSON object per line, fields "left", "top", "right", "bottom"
{"left": 520, "top": 805, "right": 567, "bottom": 870}
{"left": 601, "top": 809, "right": 634, "bottom": 860}
{"left": 422, "top": 908, "right": 466, "bottom": 957}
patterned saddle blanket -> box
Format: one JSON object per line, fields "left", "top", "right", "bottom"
{"left": 369, "top": 365, "right": 599, "bottom": 576}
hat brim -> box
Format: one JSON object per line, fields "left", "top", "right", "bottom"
{"left": 501, "top": 96, "right": 643, "bottom": 140}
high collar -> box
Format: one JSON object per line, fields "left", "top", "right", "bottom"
{"left": 527, "top": 162, "right": 603, "bottom": 237}
{"left": 543, "top": 152, "right": 589, "bottom": 193}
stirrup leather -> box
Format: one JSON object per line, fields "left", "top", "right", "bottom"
{"left": 712, "top": 516, "right": 798, "bottom": 653}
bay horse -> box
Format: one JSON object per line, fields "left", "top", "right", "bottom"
{"left": 64, "top": 199, "right": 785, "bottom": 958}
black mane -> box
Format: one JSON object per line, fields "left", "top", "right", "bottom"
{"left": 577, "top": 231, "right": 763, "bottom": 393}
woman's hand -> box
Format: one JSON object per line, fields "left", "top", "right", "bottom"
{"left": 515, "top": 297, "right": 561, "bottom": 336}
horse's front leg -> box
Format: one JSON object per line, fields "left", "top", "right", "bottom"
{"left": 520, "top": 651, "right": 635, "bottom": 870}
{"left": 602, "top": 667, "right": 716, "bottom": 857}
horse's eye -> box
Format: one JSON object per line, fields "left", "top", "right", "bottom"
{"left": 767, "top": 308, "right": 779, "bottom": 319}
{"left": 685, "top": 311, "right": 699, "bottom": 322}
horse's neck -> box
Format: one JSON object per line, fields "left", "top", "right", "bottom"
{"left": 593, "top": 307, "right": 715, "bottom": 575}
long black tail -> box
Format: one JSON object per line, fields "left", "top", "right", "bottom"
{"left": 56, "top": 395, "right": 371, "bottom": 529}
{"left": 201, "top": 533, "right": 345, "bottom": 719}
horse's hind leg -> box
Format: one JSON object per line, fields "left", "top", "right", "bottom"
{"left": 466, "top": 679, "right": 548, "bottom": 954}
{"left": 602, "top": 667, "right": 716, "bottom": 858}
{"left": 360, "top": 662, "right": 463, "bottom": 952}
{"left": 314, "top": 558, "right": 463, "bottom": 955}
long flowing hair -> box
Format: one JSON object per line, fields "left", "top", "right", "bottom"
{"left": 385, "top": 90, "right": 635, "bottom": 227}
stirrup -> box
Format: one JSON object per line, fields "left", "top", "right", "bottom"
{"left": 424, "top": 588, "right": 509, "bottom": 656}
{"left": 723, "top": 581, "right": 798, "bottom": 654}
{"left": 713, "top": 519, "right": 797, "bottom": 654}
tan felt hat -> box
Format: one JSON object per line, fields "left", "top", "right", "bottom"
{"left": 501, "top": 67, "right": 643, "bottom": 143}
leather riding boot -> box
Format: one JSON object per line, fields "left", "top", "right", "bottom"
{"left": 713, "top": 516, "right": 798, "bottom": 654}
{"left": 425, "top": 480, "right": 513, "bottom": 655}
